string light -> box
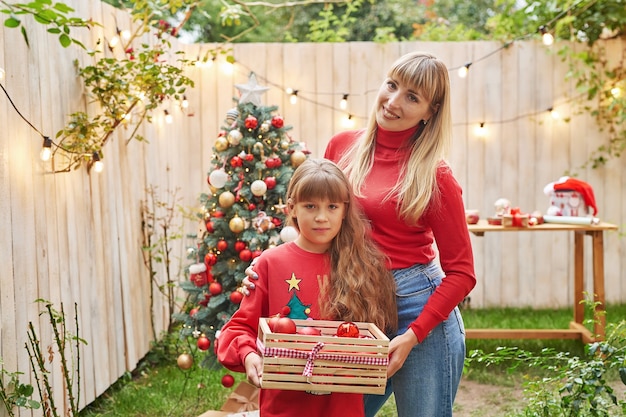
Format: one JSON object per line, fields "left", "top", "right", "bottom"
{"left": 539, "top": 26, "right": 554, "bottom": 46}
{"left": 92, "top": 152, "right": 104, "bottom": 173}
{"left": 181, "top": 95, "right": 189, "bottom": 109}
{"left": 548, "top": 107, "right": 560, "bottom": 120}
{"left": 458, "top": 63, "right": 471, "bottom": 78}
{"left": 340, "top": 94, "right": 348, "bottom": 110}
{"left": 40, "top": 136, "right": 52, "bottom": 161}
{"left": 164, "top": 109, "right": 173, "bottom": 124}
{"left": 289, "top": 90, "right": 298, "bottom": 105}
{"left": 342, "top": 114, "right": 355, "bottom": 128}
{"left": 474, "top": 122, "right": 487, "bottom": 138}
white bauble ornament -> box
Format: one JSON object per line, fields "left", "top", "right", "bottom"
{"left": 209, "top": 169, "right": 229, "bottom": 188}
{"left": 227, "top": 129, "right": 243, "bottom": 145}
{"left": 225, "top": 108, "right": 239, "bottom": 124}
{"left": 251, "top": 180, "right": 268, "bottom": 197}
{"left": 280, "top": 226, "right": 299, "bottom": 242}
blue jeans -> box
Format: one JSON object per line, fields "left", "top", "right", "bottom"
{"left": 364, "top": 262, "right": 466, "bottom": 417}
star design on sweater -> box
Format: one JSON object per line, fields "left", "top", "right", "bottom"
{"left": 285, "top": 273, "right": 301, "bottom": 291}
{"left": 235, "top": 73, "right": 269, "bottom": 106}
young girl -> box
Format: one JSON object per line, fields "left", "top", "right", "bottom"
{"left": 217, "top": 158, "right": 397, "bottom": 417}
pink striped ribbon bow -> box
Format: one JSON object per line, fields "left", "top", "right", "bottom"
{"left": 257, "top": 339, "right": 389, "bottom": 379}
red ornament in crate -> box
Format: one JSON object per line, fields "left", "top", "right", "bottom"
{"left": 336, "top": 321, "right": 360, "bottom": 338}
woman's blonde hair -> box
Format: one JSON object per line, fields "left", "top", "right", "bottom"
{"left": 286, "top": 158, "right": 397, "bottom": 334}
{"left": 338, "top": 51, "right": 452, "bottom": 225}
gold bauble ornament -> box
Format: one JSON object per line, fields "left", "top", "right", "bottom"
{"left": 218, "top": 191, "right": 236, "bottom": 208}
{"left": 215, "top": 137, "right": 229, "bottom": 152}
{"left": 290, "top": 150, "right": 307, "bottom": 168}
{"left": 229, "top": 216, "right": 245, "bottom": 233}
{"left": 280, "top": 140, "right": 290, "bottom": 150}
{"left": 177, "top": 353, "right": 193, "bottom": 370}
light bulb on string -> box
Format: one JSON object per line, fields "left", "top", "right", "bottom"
{"left": 40, "top": 136, "right": 52, "bottom": 161}
{"left": 539, "top": 26, "right": 554, "bottom": 46}
{"left": 458, "top": 63, "right": 471, "bottom": 78}
{"left": 164, "top": 109, "right": 173, "bottom": 124}
{"left": 474, "top": 122, "right": 487, "bottom": 138}
{"left": 221, "top": 61, "right": 234, "bottom": 75}
{"left": 289, "top": 90, "right": 299, "bottom": 105}
{"left": 340, "top": 94, "right": 348, "bottom": 110}
{"left": 611, "top": 86, "right": 623, "bottom": 98}
{"left": 92, "top": 152, "right": 104, "bottom": 173}
{"left": 181, "top": 95, "right": 189, "bottom": 109}
{"left": 548, "top": 107, "right": 560, "bottom": 120}
{"left": 120, "top": 29, "right": 131, "bottom": 41}
{"left": 342, "top": 114, "right": 355, "bottom": 128}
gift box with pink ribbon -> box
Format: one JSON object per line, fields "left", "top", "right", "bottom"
{"left": 257, "top": 318, "right": 390, "bottom": 395}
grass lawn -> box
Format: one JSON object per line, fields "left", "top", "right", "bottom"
{"left": 78, "top": 303, "right": 626, "bottom": 417}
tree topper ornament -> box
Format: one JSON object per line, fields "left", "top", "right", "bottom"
{"left": 235, "top": 73, "right": 270, "bottom": 106}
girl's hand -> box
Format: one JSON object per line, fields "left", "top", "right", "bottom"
{"left": 242, "top": 259, "right": 259, "bottom": 296}
{"left": 244, "top": 352, "right": 263, "bottom": 387}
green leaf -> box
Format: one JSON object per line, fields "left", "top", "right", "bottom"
{"left": 53, "top": 3, "right": 74, "bottom": 13}
{"left": 4, "top": 17, "right": 20, "bottom": 28}
{"left": 20, "top": 26, "right": 30, "bottom": 48}
{"left": 59, "top": 33, "right": 71, "bottom": 48}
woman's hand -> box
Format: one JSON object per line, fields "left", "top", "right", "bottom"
{"left": 241, "top": 259, "right": 259, "bottom": 296}
{"left": 386, "top": 330, "right": 419, "bottom": 378}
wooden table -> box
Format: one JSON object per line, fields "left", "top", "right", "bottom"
{"left": 466, "top": 220, "right": 618, "bottom": 343}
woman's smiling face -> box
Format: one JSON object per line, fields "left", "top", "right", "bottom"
{"left": 375, "top": 77, "right": 434, "bottom": 132}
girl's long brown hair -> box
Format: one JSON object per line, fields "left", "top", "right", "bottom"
{"left": 286, "top": 158, "right": 397, "bottom": 334}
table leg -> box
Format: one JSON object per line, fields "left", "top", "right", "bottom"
{"left": 591, "top": 231, "right": 606, "bottom": 340}
{"left": 574, "top": 232, "right": 584, "bottom": 325}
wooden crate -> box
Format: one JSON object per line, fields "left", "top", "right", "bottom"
{"left": 257, "top": 318, "right": 389, "bottom": 395}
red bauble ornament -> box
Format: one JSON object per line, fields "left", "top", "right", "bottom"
{"left": 273, "top": 317, "right": 297, "bottom": 334}
{"left": 221, "top": 374, "right": 235, "bottom": 388}
{"left": 244, "top": 115, "right": 258, "bottom": 130}
{"left": 336, "top": 321, "right": 360, "bottom": 338}
{"left": 204, "top": 253, "right": 217, "bottom": 266}
{"left": 244, "top": 153, "right": 254, "bottom": 162}
{"left": 271, "top": 115, "right": 284, "bottom": 128}
{"left": 192, "top": 273, "right": 207, "bottom": 287}
{"left": 248, "top": 203, "right": 256, "bottom": 211}
{"left": 189, "top": 308, "right": 199, "bottom": 317}
{"left": 197, "top": 335, "right": 211, "bottom": 351}
{"left": 205, "top": 221, "right": 215, "bottom": 233}
{"left": 264, "top": 176, "right": 277, "bottom": 189}
{"left": 209, "top": 282, "right": 223, "bottom": 295}
{"left": 297, "top": 326, "right": 322, "bottom": 336}
{"left": 212, "top": 211, "right": 225, "bottom": 218}
{"left": 217, "top": 240, "right": 228, "bottom": 251}
{"left": 229, "top": 291, "right": 243, "bottom": 304}
{"left": 239, "top": 249, "right": 252, "bottom": 262}
{"left": 234, "top": 241, "right": 247, "bottom": 252}
{"left": 268, "top": 315, "right": 281, "bottom": 331}
{"left": 281, "top": 306, "right": 291, "bottom": 316}
{"left": 230, "top": 156, "right": 243, "bottom": 167}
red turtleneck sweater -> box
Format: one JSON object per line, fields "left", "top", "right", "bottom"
{"left": 324, "top": 127, "right": 476, "bottom": 342}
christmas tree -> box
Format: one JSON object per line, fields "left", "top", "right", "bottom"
{"left": 175, "top": 73, "right": 308, "bottom": 369}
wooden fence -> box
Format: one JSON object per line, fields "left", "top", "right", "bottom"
{"left": 1, "top": 1, "right": 624, "bottom": 414}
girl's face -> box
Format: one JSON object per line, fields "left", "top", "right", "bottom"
{"left": 290, "top": 197, "right": 346, "bottom": 253}
{"left": 375, "top": 76, "right": 433, "bottom": 132}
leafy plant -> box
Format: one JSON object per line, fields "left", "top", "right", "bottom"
{"left": 0, "top": 363, "right": 40, "bottom": 417}
{"left": 0, "top": 0, "right": 96, "bottom": 48}
{"left": 467, "top": 303, "right": 626, "bottom": 416}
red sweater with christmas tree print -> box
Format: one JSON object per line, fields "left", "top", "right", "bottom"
{"left": 217, "top": 241, "right": 365, "bottom": 417}
{"left": 324, "top": 127, "right": 476, "bottom": 343}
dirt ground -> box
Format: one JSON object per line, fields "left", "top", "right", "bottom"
{"left": 453, "top": 378, "right": 525, "bottom": 417}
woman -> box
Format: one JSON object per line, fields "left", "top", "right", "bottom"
{"left": 246, "top": 52, "right": 476, "bottom": 417}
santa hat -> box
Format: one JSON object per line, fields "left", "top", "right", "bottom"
{"left": 543, "top": 176, "right": 598, "bottom": 215}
